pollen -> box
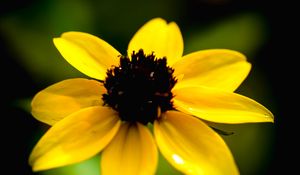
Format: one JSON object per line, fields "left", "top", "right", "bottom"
{"left": 102, "top": 49, "right": 177, "bottom": 124}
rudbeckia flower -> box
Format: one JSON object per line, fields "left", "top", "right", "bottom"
{"left": 29, "top": 18, "right": 274, "bottom": 175}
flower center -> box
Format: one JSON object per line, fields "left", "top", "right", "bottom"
{"left": 102, "top": 49, "right": 177, "bottom": 124}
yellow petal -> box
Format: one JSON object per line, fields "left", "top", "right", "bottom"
{"left": 128, "top": 18, "right": 183, "bottom": 65}
{"left": 101, "top": 122, "right": 158, "bottom": 175}
{"left": 154, "top": 111, "right": 239, "bottom": 175}
{"left": 173, "top": 49, "right": 251, "bottom": 92}
{"left": 53, "top": 32, "right": 120, "bottom": 80}
{"left": 31, "top": 78, "right": 105, "bottom": 125}
{"left": 29, "top": 106, "right": 121, "bottom": 171}
{"left": 173, "top": 86, "right": 274, "bottom": 123}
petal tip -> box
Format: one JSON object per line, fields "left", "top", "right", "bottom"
{"left": 266, "top": 113, "right": 275, "bottom": 123}
{"left": 52, "top": 37, "right": 62, "bottom": 47}
{"left": 28, "top": 155, "right": 40, "bottom": 172}
{"left": 150, "top": 17, "right": 167, "bottom": 23}
{"left": 30, "top": 162, "right": 47, "bottom": 172}
{"left": 30, "top": 163, "right": 40, "bottom": 172}
{"left": 259, "top": 106, "right": 274, "bottom": 123}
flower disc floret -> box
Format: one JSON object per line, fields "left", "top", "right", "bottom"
{"left": 103, "top": 49, "right": 177, "bottom": 124}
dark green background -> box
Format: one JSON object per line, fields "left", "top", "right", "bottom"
{"left": 1, "top": 0, "right": 289, "bottom": 174}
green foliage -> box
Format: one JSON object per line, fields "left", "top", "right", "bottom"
{"left": 185, "top": 13, "right": 267, "bottom": 57}
{"left": 42, "top": 156, "right": 100, "bottom": 175}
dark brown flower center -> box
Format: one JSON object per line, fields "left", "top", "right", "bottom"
{"left": 102, "top": 49, "right": 177, "bottom": 124}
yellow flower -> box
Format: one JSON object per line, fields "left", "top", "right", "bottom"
{"left": 29, "top": 18, "right": 274, "bottom": 175}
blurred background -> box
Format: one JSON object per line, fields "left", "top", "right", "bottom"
{"left": 0, "top": 0, "right": 288, "bottom": 174}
